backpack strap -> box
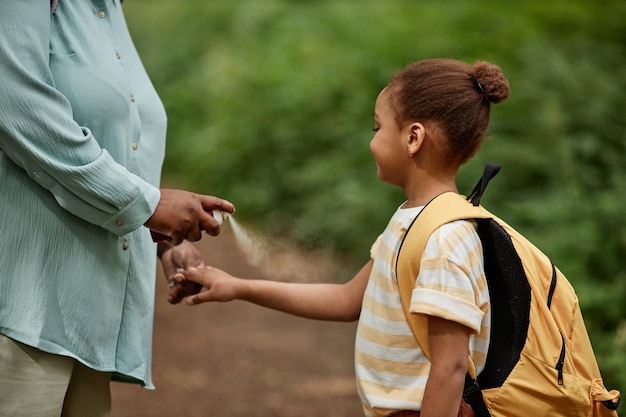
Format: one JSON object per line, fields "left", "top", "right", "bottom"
{"left": 396, "top": 192, "right": 491, "bottom": 356}
{"left": 396, "top": 164, "right": 501, "bottom": 352}
{"left": 396, "top": 191, "right": 493, "bottom": 416}
{"left": 396, "top": 164, "right": 501, "bottom": 417}
{"left": 467, "top": 163, "right": 501, "bottom": 206}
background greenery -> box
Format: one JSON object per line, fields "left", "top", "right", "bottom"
{"left": 125, "top": 0, "right": 626, "bottom": 393}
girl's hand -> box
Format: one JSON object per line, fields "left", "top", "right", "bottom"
{"left": 158, "top": 241, "right": 206, "bottom": 304}
{"left": 174, "top": 266, "right": 245, "bottom": 305}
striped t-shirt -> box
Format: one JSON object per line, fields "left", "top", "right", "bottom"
{"left": 355, "top": 204, "right": 491, "bottom": 416}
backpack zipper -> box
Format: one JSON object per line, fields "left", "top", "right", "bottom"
{"left": 547, "top": 262, "right": 557, "bottom": 309}
{"left": 546, "top": 262, "right": 565, "bottom": 385}
{"left": 556, "top": 334, "right": 565, "bottom": 385}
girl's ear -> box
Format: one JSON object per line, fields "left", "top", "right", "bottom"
{"left": 407, "top": 122, "right": 426, "bottom": 157}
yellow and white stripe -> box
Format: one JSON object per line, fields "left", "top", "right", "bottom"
{"left": 355, "top": 205, "right": 491, "bottom": 416}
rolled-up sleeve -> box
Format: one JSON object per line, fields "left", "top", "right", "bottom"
{"left": 0, "top": 0, "right": 159, "bottom": 236}
{"left": 410, "top": 256, "right": 485, "bottom": 333}
{"left": 409, "top": 221, "right": 489, "bottom": 334}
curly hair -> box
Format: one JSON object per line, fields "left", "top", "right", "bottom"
{"left": 386, "top": 58, "right": 510, "bottom": 164}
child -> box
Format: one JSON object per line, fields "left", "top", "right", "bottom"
{"left": 174, "top": 58, "right": 510, "bottom": 417}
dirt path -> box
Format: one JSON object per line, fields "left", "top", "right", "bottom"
{"left": 111, "top": 224, "right": 362, "bottom": 417}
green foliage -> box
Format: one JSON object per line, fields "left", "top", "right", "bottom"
{"left": 125, "top": 0, "right": 626, "bottom": 391}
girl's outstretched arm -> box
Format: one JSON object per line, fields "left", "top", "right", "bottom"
{"left": 176, "top": 260, "right": 372, "bottom": 322}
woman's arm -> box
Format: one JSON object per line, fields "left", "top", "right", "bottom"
{"left": 420, "top": 316, "right": 470, "bottom": 417}
{"left": 177, "top": 260, "right": 373, "bottom": 322}
{"left": 0, "top": 1, "right": 160, "bottom": 234}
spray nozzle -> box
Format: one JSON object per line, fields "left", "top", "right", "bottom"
{"left": 212, "top": 210, "right": 231, "bottom": 225}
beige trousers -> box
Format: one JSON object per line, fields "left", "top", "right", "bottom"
{"left": 0, "top": 334, "right": 111, "bottom": 417}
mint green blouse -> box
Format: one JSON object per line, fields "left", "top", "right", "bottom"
{"left": 0, "top": 0, "right": 166, "bottom": 388}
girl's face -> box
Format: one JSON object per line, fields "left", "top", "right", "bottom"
{"left": 370, "top": 88, "right": 411, "bottom": 187}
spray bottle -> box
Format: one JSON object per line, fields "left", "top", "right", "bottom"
{"left": 212, "top": 210, "right": 232, "bottom": 225}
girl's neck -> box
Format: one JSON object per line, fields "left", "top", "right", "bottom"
{"left": 402, "top": 171, "right": 458, "bottom": 208}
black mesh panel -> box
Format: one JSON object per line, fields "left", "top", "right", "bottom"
{"left": 476, "top": 219, "right": 532, "bottom": 389}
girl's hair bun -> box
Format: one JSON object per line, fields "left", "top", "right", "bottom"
{"left": 473, "top": 61, "right": 510, "bottom": 104}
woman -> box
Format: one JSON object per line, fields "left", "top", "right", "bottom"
{"left": 0, "top": 1, "right": 233, "bottom": 416}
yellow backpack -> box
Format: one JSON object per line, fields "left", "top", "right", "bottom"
{"left": 396, "top": 164, "right": 620, "bottom": 417}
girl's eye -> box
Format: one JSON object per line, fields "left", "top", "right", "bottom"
{"left": 372, "top": 127, "right": 380, "bottom": 132}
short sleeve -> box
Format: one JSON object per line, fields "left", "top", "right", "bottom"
{"left": 409, "top": 220, "right": 489, "bottom": 333}
{"left": 369, "top": 234, "right": 383, "bottom": 260}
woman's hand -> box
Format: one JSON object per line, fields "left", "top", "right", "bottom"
{"left": 158, "top": 241, "right": 206, "bottom": 304}
{"left": 146, "top": 189, "right": 235, "bottom": 243}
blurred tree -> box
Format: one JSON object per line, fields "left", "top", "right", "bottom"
{"left": 125, "top": 0, "right": 626, "bottom": 391}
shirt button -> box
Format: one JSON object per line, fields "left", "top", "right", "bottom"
{"left": 116, "top": 220, "right": 124, "bottom": 227}
{"left": 116, "top": 52, "right": 121, "bottom": 59}
{"left": 132, "top": 143, "right": 138, "bottom": 151}
{"left": 130, "top": 94, "right": 135, "bottom": 102}
{"left": 98, "top": 10, "right": 106, "bottom": 18}
{"left": 122, "top": 241, "right": 129, "bottom": 250}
